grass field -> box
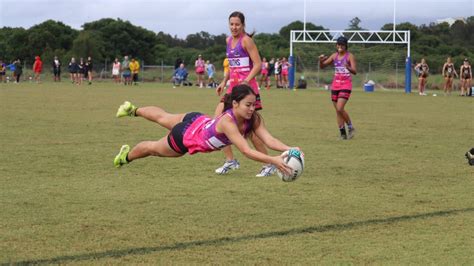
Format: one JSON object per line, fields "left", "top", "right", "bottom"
{"left": 1, "top": 81, "right": 473, "bottom": 264}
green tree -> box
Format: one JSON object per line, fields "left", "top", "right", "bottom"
{"left": 71, "top": 31, "right": 105, "bottom": 62}
{"left": 347, "top": 17, "right": 366, "bottom": 30}
{"left": 279, "top": 21, "right": 327, "bottom": 46}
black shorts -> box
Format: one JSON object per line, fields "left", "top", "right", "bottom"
{"left": 167, "top": 112, "right": 203, "bottom": 154}
{"left": 331, "top": 89, "right": 352, "bottom": 102}
{"left": 53, "top": 69, "right": 61, "bottom": 76}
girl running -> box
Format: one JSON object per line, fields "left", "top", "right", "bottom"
{"left": 215, "top": 11, "right": 275, "bottom": 177}
{"left": 114, "top": 84, "right": 297, "bottom": 177}
{"left": 319, "top": 36, "right": 357, "bottom": 140}
{"left": 442, "top": 57, "right": 458, "bottom": 95}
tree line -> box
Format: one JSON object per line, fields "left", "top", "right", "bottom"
{"left": 0, "top": 17, "right": 472, "bottom": 73}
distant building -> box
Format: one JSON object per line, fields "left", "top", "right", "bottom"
{"left": 436, "top": 17, "right": 466, "bottom": 26}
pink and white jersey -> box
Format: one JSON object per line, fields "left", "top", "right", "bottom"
{"left": 332, "top": 52, "right": 352, "bottom": 90}
{"left": 226, "top": 35, "right": 259, "bottom": 94}
{"left": 281, "top": 62, "right": 289, "bottom": 75}
{"left": 183, "top": 109, "right": 250, "bottom": 155}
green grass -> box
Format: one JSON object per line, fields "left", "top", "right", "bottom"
{"left": 1, "top": 81, "right": 473, "bottom": 264}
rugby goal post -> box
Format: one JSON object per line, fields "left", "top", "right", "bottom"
{"left": 289, "top": 30, "right": 411, "bottom": 93}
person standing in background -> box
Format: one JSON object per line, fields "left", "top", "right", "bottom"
{"left": 122, "top": 56, "right": 131, "bottom": 85}
{"left": 0, "top": 60, "right": 6, "bottom": 83}
{"left": 206, "top": 60, "right": 215, "bottom": 87}
{"left": 442, "top": 57, "right": 457, "bottom": 96}
{"left": 32, "top": 56, "right": 43, "bottom": 83}
{"left": 414, "top": 58, "right": 429, "bottom": 96}
{"left": 112, "top": 58, "right": 121, "bottom": 83}
{"left": 52, "top": 56, "right": 61, "bottom": 82}
{"left": 129, "top": 57, "right": 140, "bottom": 85}
{"left": 460, "top": 58, "right": 472, "bottom": 96}
{"left": 13, "top": 59, "right": 23, "bottom": 83}
{"left": 195, "top": 55, "right": 205, "bottom": 88}
{"left": 86, "top": 56, "right": 93, "bottom": 85}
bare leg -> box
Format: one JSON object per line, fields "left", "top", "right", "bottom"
{"left": 136, "top": 106, "right": 185, "bottom": 130}
{"left": 333, "top": 101, "right": 346, "bottom": 128}
{"left": 128, "top": 137, "right": 183, "bottom": 162}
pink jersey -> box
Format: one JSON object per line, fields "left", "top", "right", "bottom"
{"left": 281, "top": 62, "right": 289, "bottom": 75}
{"left": 183, "top": 109, "right": 250, "bottom": 155}
{"left": 261, "top": 62, "right": 268, "bottom": 75}
{"left": 226, "top": 35, "right": 259, "bottom": 95}
{"left": 332, "top": 52, "right": 352, "bottom": 90}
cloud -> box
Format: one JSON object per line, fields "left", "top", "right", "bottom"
{"left": 0, "top": 0, "right": 472, "bottom": 38}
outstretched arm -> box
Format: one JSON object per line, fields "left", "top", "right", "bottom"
{"left": 219, "top": 117, "right": 292, "bottom": 175}
{"left": 253, "top": 120, "right": 292, "bottom": 152}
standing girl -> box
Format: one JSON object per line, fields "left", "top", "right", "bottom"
{"left": 442, "top": 57, "right": 458, "bottom": 95}
{"left": 195, "top": 55, "right": 205, "bottom": 88}
{"left": 259, "top": 57, "right": 269, "bottom": 89}
{"left": 319, "top": 36, "right": 357, "bottom": 140}
{"left": 280, "top": 57, "right": 292, "bottom": 89}
{"left": 112, "top": 58, "right": 121, "bottom": 83}
{"left": 215, "top": 11, "right": 275, "bottom": 177}
{"left": 460, "top": 58, "right": 472, "bottom": 96}
{"left": 415, "top": 58, "right": 429, "bottom": 96}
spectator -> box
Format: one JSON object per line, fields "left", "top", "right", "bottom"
{"left": 52, "top": 56, "right": 61, "bottom": 82}
{"left": 280, "top": 57, "right": 292, "bottom": 89}
{"left": 259, "top": 57, "right": 269, "bottom": 89}
{"left": 122, "top": 56, "right": 131, "bottom": 85}
{"left": 268, "top": 58, "right": 275, "bottom": 88}
{"left": 297, "top": 75, "right": 307, "bottom": 89}
{"left": 274, "top": 58, "right": 282, "bottom": 88}
{"left": 206, "top": 60, "right": 216, "bottom": 87}
{"left": 195, "top": 54, "right": 205, "bottom": 88}
{"left": 86, "top": 56, "right": 93, "bottom": 85}
{"left": 14, "top": 59, "right": 22, "bottom": 83}
{"left": 68, "top": 57, "right": 78, "bottom": 84}
{"left": 173, "top": 63, "right": 188, "bottom": 88}
{"left": 129, "top": 57, "right": 140, "bottom": 85}
{"left": 174, "top": 58, "right": 183, "bottom": 70}
{"left": 460, "top": 58, "right": 472, "bottom": 96}
{"left": 7, "top": 60, "right": 17, "bottom": 82}
{"left": 0, "top": 59, "right": 6, "bottom": 83}
{"left": 112, "top": 58, "right": 121, "bottom": 83}
{"left": 33, "top": 56, "right": 43, "bottom": 83}
{"left": 414, "top": 58, "right": 429, "bottom": 96}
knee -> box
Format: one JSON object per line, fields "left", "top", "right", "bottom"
{"left": 335, "top": 107, "right": 344, "bottom": 114}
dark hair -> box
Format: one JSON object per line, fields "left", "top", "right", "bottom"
{"left": 229, "top": 11, "right": 255, "bottom": 38}
{"left": 223, "top": 84, "right": 261, "bottom": 137}
{"left": 336, "top": 36, "right": 348, "bottom": 49}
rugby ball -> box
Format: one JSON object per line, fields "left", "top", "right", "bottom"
{"left": 277, "top": 149, "right": 304, "bottom": 182}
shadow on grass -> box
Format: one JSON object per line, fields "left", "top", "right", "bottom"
{"left": 9, "top": 207, "right": 474, "bottom": 265}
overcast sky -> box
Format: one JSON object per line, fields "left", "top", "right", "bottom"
{"left": 0, "top": 0, "right": 472, "bottom": 38}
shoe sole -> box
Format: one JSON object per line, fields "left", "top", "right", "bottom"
{"left": 114, "top": 145, "right": 130, "bottom": 167}
{"left": 116, "top": 101, "right": 132, "bottom": 117}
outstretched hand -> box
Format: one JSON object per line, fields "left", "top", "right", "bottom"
{"left": 272, "top": 155, "right": 293, "bottom": 176}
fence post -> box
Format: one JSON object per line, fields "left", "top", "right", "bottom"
{"left": 161, "top": 60, "right": 164, "bottom": 83}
